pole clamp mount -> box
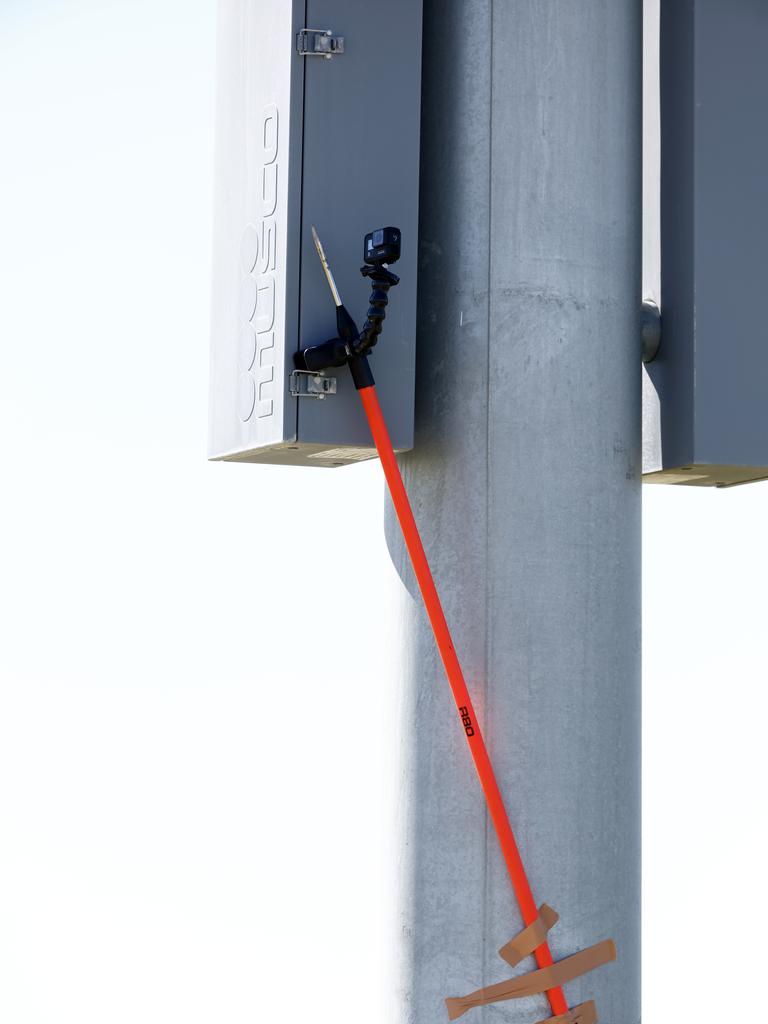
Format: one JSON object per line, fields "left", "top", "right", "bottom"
{"left": 296, "top": 29, "right": 345, "bottom": 59}
{"left": 289, "top": 370, "right": 337, "bottom": 399}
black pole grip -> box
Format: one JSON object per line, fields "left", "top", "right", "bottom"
{"left": 348, "top": 354, "right": 374, "bottom": 390}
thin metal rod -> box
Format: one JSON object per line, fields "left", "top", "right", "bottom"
{"left": 311, "top": 226, "right": 342, "bottom": 307}
{"left": 357, "top": 382, "right": 569, "bottom": 1019}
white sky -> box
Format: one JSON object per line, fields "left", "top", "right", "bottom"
{"left": 1, "top": 3, "right": 766, "bottom": 1023}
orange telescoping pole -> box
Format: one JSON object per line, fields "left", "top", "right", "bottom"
{"left": 358, "top": 382, "right": 569, "bottom": 1019}
{"left": 300, "top": 225, "right": 568, "bottom": 1016}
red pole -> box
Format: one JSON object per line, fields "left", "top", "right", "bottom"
{"left": 358, "top": 383, "right": 569, "bottom": 1019}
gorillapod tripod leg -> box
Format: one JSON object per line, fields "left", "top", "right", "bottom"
{"left": 357, "top": 381, "right": 569, "bottom": 1019}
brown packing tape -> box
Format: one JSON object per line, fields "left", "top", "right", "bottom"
{"left": 534, "top": 1000, "right": 598, "bottom": 1024}
{"left": 498, "top": 904, "right": 560, "bottom": 967}
{"left": 444, "top": 939, "right": 616, "bottom": 1021}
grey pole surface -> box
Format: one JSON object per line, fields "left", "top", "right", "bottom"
{"left": 386, "top": 3, "right": 642, "bottom": 1023}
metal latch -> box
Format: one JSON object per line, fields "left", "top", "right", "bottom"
{"left": 289, "top": 370, "right": 337, "bottom": 399}
{"left": 296, "top": 28, "right": 345, "bottom": 59}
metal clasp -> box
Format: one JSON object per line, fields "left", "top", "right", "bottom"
{"left": 296, "top": 28, "right": 345, "bottom": 59}
{"left": 289, "top": 370, "right": 337, "bottom": 399}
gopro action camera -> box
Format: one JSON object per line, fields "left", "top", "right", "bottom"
{"left": 363, "top": 226, "right": 401, "bottom": 266}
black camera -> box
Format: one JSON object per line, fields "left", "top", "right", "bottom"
{"left": 363, "top": 226, "right": 401, "bottom": 266}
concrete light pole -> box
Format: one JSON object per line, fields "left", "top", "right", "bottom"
{"left": 386, "top": 3, "right": 642, "bottom": 1022}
